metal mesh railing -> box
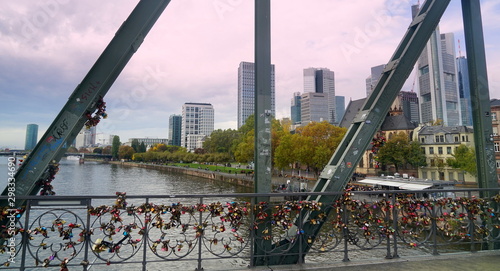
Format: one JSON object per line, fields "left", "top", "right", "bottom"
{"left": 1, "top": 188, "right": 499, "bottom": 270}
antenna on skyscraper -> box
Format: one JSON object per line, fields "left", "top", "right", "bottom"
{"left": 458, "top": 39, "right": 462, "bottom": 57}
{"left": 410, "top": 71, "right": 417, "bottom": 92}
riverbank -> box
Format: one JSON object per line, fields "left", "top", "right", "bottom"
{"left": 109, "top": 161, "right": 258, "bottom": 188}
{"left": 109, "top": 161, "right": 316, "bottom": 190}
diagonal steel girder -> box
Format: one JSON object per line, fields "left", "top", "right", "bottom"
{"left": 1, "top": 0, "right": 172, "bottom": 208}
{"left": 263, "top": 0, "right": 451, "bottom": 265}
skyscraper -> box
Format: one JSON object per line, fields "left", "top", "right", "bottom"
{"left": 300, "top": 92, "right": 329, "bottom": 123}
{"left": 399, "top": 91, "right": 420, "bottom": 124}
{"left": 365, "top": 64, "right": 385, "bottom": 96}
{"left": 237, "top": 61, "right": 275, "bottom": 128}
{"left": 413, "top": 4, "right": 461, "bottom": 126}
{"left": 290, "top": 92, "right": 302, "bottom": 125}
{"left": 25, "top": 124, "right": 38, "bottom": 150}
{"left": 334, "top": 96, "right": 346, "bottom": 125}
{"left": 456, "top": 56, "right": 473, "bottom": 126}
{"left": 169, "top": 114, "right": 182, "bottom": 146}
{"left": 303, "top": 67, "right": 335, "bottom": 123}
{"left": 181, "top": 103, "right": 214, "bottom": 152}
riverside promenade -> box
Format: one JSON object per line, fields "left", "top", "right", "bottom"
{"left": 240, "top": 250, "right": 500, "bottom": 271}
{"left": 110, "top": 161, "right": 314, "bottom": 189}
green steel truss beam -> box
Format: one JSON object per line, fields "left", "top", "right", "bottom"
{"left": 461, "top": 0, "right": 499, "bottom": 193}
{"left": 1, "top": 0, "right": 171, "bottom": 206}
{"left": 461, "top": 0, "right": 499, "bottom": 250}
{"left": 263, "top": 0, "right": 451, "bottom": 265}
{"left": 253, "top": 0, "right": 273, "bottom": 266}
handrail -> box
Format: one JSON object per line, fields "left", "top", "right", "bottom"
{"left": 1, "top": 188, "right": 499, "bottom": 270}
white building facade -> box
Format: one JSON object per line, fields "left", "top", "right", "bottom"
{"left": 181, "top": 103, "right": 214, "bottom": 152}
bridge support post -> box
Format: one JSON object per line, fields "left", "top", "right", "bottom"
{"left": 252, "top": 0, "right": 273, "bottom": 266}
{"left": 461, "top": 0, "right": 500, "bottom": 250}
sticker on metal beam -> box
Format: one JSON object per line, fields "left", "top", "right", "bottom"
{"left": 319, "top": 165, "right": 337, "bottom": 180}
{"left": 352, "top": 110, "right": 370, "bottom": 123}
{"left": 383, "top": 60, "right": 399, "bottom": 73}
{"left": 410, "top": 12, "right": 427, "bottom": 28}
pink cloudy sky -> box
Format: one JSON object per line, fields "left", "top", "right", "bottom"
{"left": 1, "top": 0, "right": 499, "bottom": 148}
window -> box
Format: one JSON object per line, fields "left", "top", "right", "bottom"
{"left": 430, "top": 159, "right": 435, "bottom": 167}
{"left": 435, "top": 135, "right": 444, "bottom": 143}
{"left": 449, "top": 172, "right": 454, "bottom": 181}
{"left": 429, "top": 147, "right": 434, "bottom": 154}
{"left": 438, "top": 147, "right": 443, "bottom": 154}
{"left": 454, "top": 136, "right": 459, "bottom": 142}
{"left": 495, "top": 142, "right": 500, "bottom": 152}
{"left": 420, "top": 137, "right": 425, "bottom": 143}
{"left": 493, "top": 112, "right": 497, "bottom": 121}
{"left": 497, "top": 160, "right": 500, "bottom": 168}
{"left": 447, "top": 147, "right": 452, "bottom": 154}
{"left": 421, "top": 147, "right": 426, "bottom": 154}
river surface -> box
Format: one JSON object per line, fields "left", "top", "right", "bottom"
{"left": 1, "top": 156, "right": 251, "bottom": 197}
{"left": 1, "top": 156, "right": 255, "bottom": 270}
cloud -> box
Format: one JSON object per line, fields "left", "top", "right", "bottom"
{"left": 1, "top": 0, "right": 499, "bottom": 148}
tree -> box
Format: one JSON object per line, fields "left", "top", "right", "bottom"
{"left": 406, "top": 141, "right": 427, "bottom": 168}
{"left": 139, "top": 142, "right": 147, "bottom": 153}
{"left": 118, "top": 145, "right": 135, "bottom": 160}
{"left": 131, "top": 139, "right": 140, "bottom": 152}
{"left": 234, "top": 130, "right": 254, "bottom": 163}
{"left": 66, "top": 146, "right": 78, "bottom": 153}
{"left": 274, "top": 133, "right": 296, "bottom": 170}
{"left": 194, "top": 148, "right": 206, "bottom": 154}
{"left": 203, "top": 129, "right": 240, "bottom": 155}
{"left": 78, "top": 147, "right": 90, "bottom": 153}
{"left": 93, "top": 147, "right": 103, "bottom": 154}
{"left": 102, "top": 146, "right": 112, "bottom": 155}
{"left": 292, "top": 121, "right": 346, "bottom": 175}
{"left": 376, "top": 132, "right": 426, "bottom": 172}
{"left": 239, "top": 115, "right": 255, "bottom": 135}
{"left": 112, "top": 135, "right": 121, "bottom": 159}
{"left": 446, "top": 144, "right": 477, "bottom": 177}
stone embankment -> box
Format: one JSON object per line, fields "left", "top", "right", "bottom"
{"left": 109, "top": 161, "right": 256, "bottom": 188}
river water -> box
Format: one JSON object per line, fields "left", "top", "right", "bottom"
{"left": 1, "top": 157, "right": 255, "bottom": 270}
{"left": 1, "top": 156, "right": 251, "bottom": 196}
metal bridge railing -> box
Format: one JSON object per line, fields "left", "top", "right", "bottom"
{"left": 1, "top": 188, "right": 499, "bottom": 270}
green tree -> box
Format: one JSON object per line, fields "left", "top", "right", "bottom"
{"left": 446, "top": 144, "right": 477, "bottom": 177}
{"left": 274, "top": 133, "right": 296, "bottom": 170}
{"left": 234, "top": 130, "right": 254, "bottom": 163}
{"left": 93, "top": 147, "right": 103, "bottom": 154}
{"left": 118, "top": 145, "right": 135, "bottom": 160}
{"left": 239, "top": 115, "right": 255, "bottom": 135}
{"left": 131, "top": 139, "right": 140, "bottom": 152}
{"left": 203, "top": 129, "right": 240, "bottom": 155}
{"left": 112, "top": 135, "right": 121, "bottom": 159}
{"left": 293, "top": 121, "right": 346, "bottom": 175}
{"left": 139, "top": 142, "right": 147, "bottom": 153}
{"left": 165, "top": 145, "right": 183, "bottom": 153}
{"left": 376, "top": 132, "right": 426, "bottom": 172}
{"left": 406, "top": 141, "right": 427, "bottom": 168}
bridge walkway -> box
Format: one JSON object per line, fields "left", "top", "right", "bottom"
{"left": 240, "top": 250, "right": 500, "bottom": 271}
